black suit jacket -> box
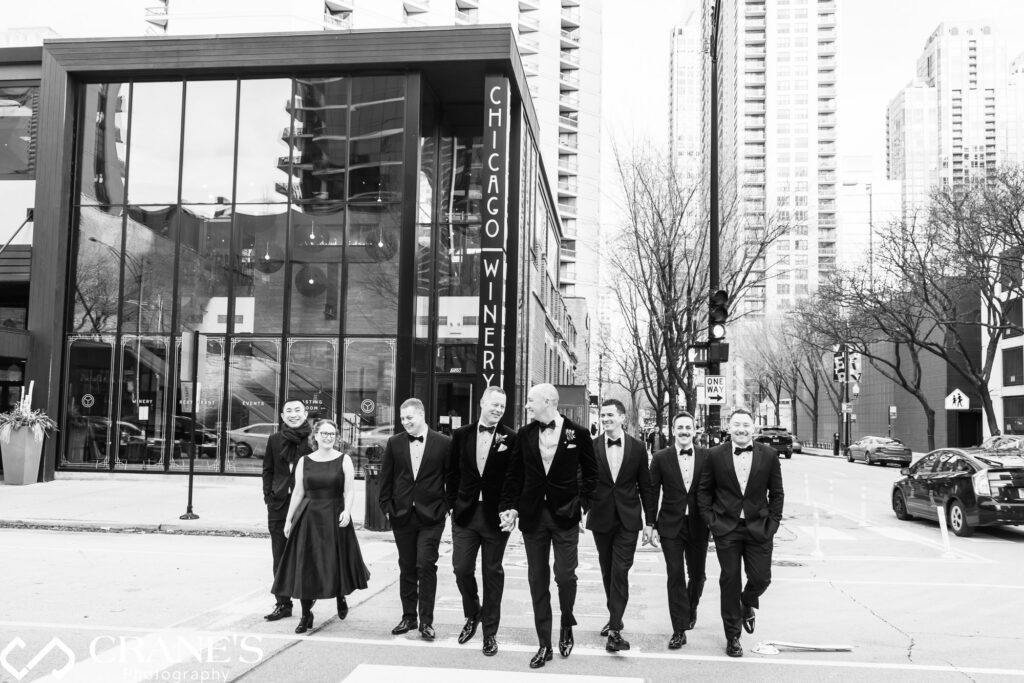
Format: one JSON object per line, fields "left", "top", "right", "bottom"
{"left": 501, "top": 415, "right": 598, "bottom": 532}
{"left": 446, "top": 421, "right": 517, "bottom": 531}
{"left": 261, "top": 430, "right": 314, "bottom": 520}
{"left": 649, "top": 444, "right": 710, "bottom": 540}
{"left": 379, "top": 428, "right": 452, "bottom": 524}
{"left": 696, "top": 441, "right": 784, "bottom": 543}
{"left": 585, "top": 432, "right": 655, "bottom": 533}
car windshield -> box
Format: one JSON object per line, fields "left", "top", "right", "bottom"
{"left": 973, "top": 453, "right": 1024, "bottom": 468}
{"left": 882, "top": 439, "right": 903, "bottom": 445}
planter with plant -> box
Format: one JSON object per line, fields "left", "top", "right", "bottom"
{"left": 1, "top": 384, "right": 57, "bottom": 485}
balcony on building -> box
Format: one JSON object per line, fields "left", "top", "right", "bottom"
{"left": 746, "top": 57, "right": 766, "bottom": 73}
{"left": 561, "top": 217, "right": 577, "bottom": 238}
{"left": 559, "top": 264, "right": 577, "bottom": 285}
{"left": 818, "top": 142, "right": 836, "bottom": 155}
{"left": 558, "top": 200, "right": 577, "bottom": 217}
{"left": 325, "top": 0, "right": 355, "bottom": 10}
{"left": 519, "top": 37, "right": 540, "bottom": 54}
{"left": 559, "top": 71, "right": 579, "bottom": 90}
{"left": 557, "top": 177, "right": 578, "bottom": 197}
{"left": 818, "top": 55, "right": 836, "bottom": 68}
{"left": 747, "top": 46, "right": 766, "bottom": 59}
{"left": 818, "top": 39, "right": 836, "bottom": 55}
{"left": 818, "top": 68, "right": 836, "bottom": 85}
{"left": 561, "top": 6, "right": 580, "bottom": 28}
{"left": 456, "top": 0, "right": 479, "bottom": 7}
{"left": 145, "top": 6, "right": 168, "bottom": 26}
{"left": 519, "top": 15, "right": 541, "bottom": 33}
{"left": 745, "top": 86, "right": 766, "bottom": 100}
{"left": 746, "top": 3, "right": 766, "bottom": 18}
{"left": 324, "top": 11, "right": 353, "bottom": 30}
{"left": 560, "top": 28, "right": 580, "bottom": 48}
{"left": 560, "top": 49, "right": 580, "bottom": 69}
{"left": 455, "top": 8, "right": 478, "bottom": 25}
{"left": 558, "top": 154, "right": 578, "bottom": 174}
{"left": 403, "top": 0, "right": 430, "bottom": 13}
{"left": 559, "top": 92, "right": 579, "bottom": 111}
{"left": 818, "top": 111, "right": 836, "bottom": 127}
{"left": 558, "top": 112, "right": 578, "bottom": 132}
{"left": 818, "top": 85, "right": 836, "bottom": 98}
{"left": 403, "top": 12, "right": 428, "bottom": 26}
{"left": 523, "top": 60, "right": 539, "bottom": 77}
{"left": 519, "top": 0, "right": 540, "bottom": 10}
{"left": 746, "top": 18, "right": 766, "bottom": 30}
{"left": 560, "top": 244, "right": 577, "bottom": 262}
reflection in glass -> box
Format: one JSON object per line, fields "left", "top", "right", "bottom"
{"left": 171, "top": 334, "right": 224, "bottom": 472}
{"left": 227, "top": 337, "right": 281, "bottom": 472}
{"left": 435, "top": 222, "right": 480, "bottom": 372}
{"left": 128, "top": 81, "right": 182, "bottom": 205}
{"left": 237, "top": 79, "right": 293, "bottom": 205}
{"left": 290, "top": 207, "right": 344, "bottom": 334}
{"left": 61, "top": 336, "right": 115, "bottom": 468}
{"left": 418, "top": 134, "right": 435, "bottom": 224}
{"left": 287, "top": 338, "right": 338, "bottom": 422}
{"left": 181, "top": 80, "right": 238, "bottom": 205}
{"left": 177, "top": 205, "right": 233, "bottom": 334}
{"left": 293, "top": 77, "right": 349, "bottom": 207}
{"left": 121, "top": 206, "right": 176, "bottom": 335}
{"left": 76, "top": 83, "right": 127, "bottom": 206}
{"left": 345, "top": 204, "right": 400, "bottom": 335}
{"left": 414, "top": 222, "right": 432, "bottom": 342}
{"left": 439, "top": 135, "right": 483, "bottom": 225}
{"left": 236, "top": 208, "right": 286, "bottom": 333}
{"left": 72, "top": 207, "right": 123, "bottom": 334}
{"left": 116, "top": 336, "right": 170, "bottom": 470}
{"left": 344, "top": 338, "right": 395, "bottom": 477}
{"left": 349, "top": 76, "right": 404, "bottom": 203}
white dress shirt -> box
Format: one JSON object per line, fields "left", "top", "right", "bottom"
{"left": 476, "top": 424, "right": 496, "bottom": 500}
{"left": 409, "top": 430, "right": 427, "bottom": 479}
{"left": 538, "top": 416, "right": 564, "bottom": 474}
{"left": 606, "top": 432, "right": 624, "bottom": 481}
{"left": 733, "top": 442, "right": 753, "bottom": 518}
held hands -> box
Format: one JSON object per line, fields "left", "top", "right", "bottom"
{"left": 579, "top": 511, "right": 588, "bottom": 534}
{"left": 499, "top": 509, "right": 518, "bottom": 533}
{"left": 338, "top": 510, "right": 351, "bottom": 528}
{"left": 284, "top": 520, "right": 292, "bottom": 538}
{"left": 642, "top": 525, "right": 659, "bottom": 548}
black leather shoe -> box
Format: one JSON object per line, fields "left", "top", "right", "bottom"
{"left": 391, "top": 618, "right": 417, "bottom": 635}
{"left": 264, "top": 605, "right": 292, "bottom": 621}
{"left": 742, "top": 604, "right": 756, "bottom": 634}
{"left": 336, "top": 597, "right": 348, "bottom": 620}
{"left": 558, "top": 627, "right": 574, "bottom": 657}
{"left": 529, "top": 646, "right": 553, "bottom": 668}
{"left": 606, "top": 630, "right": 630, "bottom": 652}
{"left": 668, "top": 631, "right": 687, "bottom": 649}
{"left": 600, "top": 622, "right": 611, "bottom": 637}
{"left": 483, "top": 635, "right": 498, "bottom": 656}
{"left": 458, "top": 615, "right": 480, "bottom": 644}
{"left": 419, "top": 623, "right": 436, "bottom": 641}
{"left": 295, "top": 613, "right": 313, "bottom": 634}
{"left": 726, "top": 637, "right": 743, "bottom": 657}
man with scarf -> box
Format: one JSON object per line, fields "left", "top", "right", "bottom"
{"left": 261, "top": 399, "right": 314, "bottom": 621}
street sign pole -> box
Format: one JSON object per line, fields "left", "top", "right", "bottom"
{"left": 844, "top": 344, "right": 851, "bottom": 449}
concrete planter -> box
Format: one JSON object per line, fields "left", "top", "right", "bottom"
{"left": 1, "top": 427, "right": 44, "bottom": 485}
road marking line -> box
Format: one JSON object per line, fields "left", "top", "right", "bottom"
{"left": 794, "top": 526, "right": 855, "bottom": 541}
{"left": 343, "top": 664, "right": 641, "bottom": 682}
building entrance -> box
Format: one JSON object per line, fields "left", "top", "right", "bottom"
{"left": 434, "top": 376, "right": 473, "bottom": 436}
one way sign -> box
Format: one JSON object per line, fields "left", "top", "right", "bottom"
{"left": 705, "top": 376, "right": 725, "bottom": 405}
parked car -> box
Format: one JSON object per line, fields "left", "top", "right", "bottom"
{"left": 846, "top": 436, "right": 912, "bottom": 466}
{"left": 979, "top": 435, "right": 1024, "bottom": 450}
{"left": 754, "top": 426, "right": 793, "bottom": 458}
{"left": 892, "top": 447, "right": 1024, "bottom": 536}
{"left": 227, "top": 422, "right": 277, "bottom": 458}
{"left": 792, "top": 438, "right": 803, "bottom": 454}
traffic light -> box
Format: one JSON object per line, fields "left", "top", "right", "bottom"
{"left": 709, "top": 289, "right": 729, "bottom": 341}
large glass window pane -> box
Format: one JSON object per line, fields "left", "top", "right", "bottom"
{"left": 439, "top": 134, "right": 482, "bottom": 225}
{"left": 237, "top": 208, "right": 286, "bottom": 334}
{"left": 289, "top": 206, "right": 344, "bottom": 334}
{"left": 75, "top": 83, "right": 127, "bottom": 204}
{"left": 349, "top": 76, "right": 404, "bottom": 203}
{"left": 345, "top": 204, "right": 400, "bottom": 335}
{"left": 177, "top": 205, "right": 233, "bottom": 334}
{"left": 171, "top": 334, "right": 224, "bottom": 472}
{"left": 121, "top": 206, "right": 176, "bottom": 335}
{"left": 61, "top": 336, "right": 115, "bottom": 469}
{"left": 71, "top": 207, "right": 123, "bottom": 334}
{"left": 226, "top": 337, "right": 281, "bottom": 472}
{"left": 115, "top": 335, "right": 170, "bottom": 470}
{"left": 343, "top": 338, "right": 396, "bottom": 478}
{"left": 293, "top": 77, "right": 349, "bottom": 206}
{"left": 287, "top": 337, "right": 338, "bottom": 423}
{"left": 181, "top": 80, "right": 237, "bottom": 205}
{"left": 127, "top": 81, "right": 182, "bottom": 205}
{"left": 435, "top": 222, "right": 480, "bottom": 372}
{"left": 237, "top": 78, "right": 293, "bottom": 205}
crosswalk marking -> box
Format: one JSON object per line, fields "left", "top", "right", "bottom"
{"left": 343, "top": 664, "right": 643, "bottom": 682}
{"left": 794, "top": 526, "right": 855, "bottom": 541}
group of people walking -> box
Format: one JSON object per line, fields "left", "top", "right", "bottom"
{"left": 261, "top": 383, "right": 784, "bottom": 667}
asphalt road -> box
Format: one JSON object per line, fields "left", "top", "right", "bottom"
{"left": 2, "top": 454, "right": 1023, "bottom": 682}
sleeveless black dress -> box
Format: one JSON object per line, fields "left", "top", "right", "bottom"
{"left": 272, "top": 454, "right": 370, "bottom": 600}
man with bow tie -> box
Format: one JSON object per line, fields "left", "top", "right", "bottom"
{"left": 379, "top": 398, "right": 452, "bottom": 641}
{"left": 648, "top": 411, "right": 711, "bottom": 649}
{"left": 585, "top": 398, "right": 656, "bottom": 653}
{"left": 697, "top": 408, "right": 784, "bottom": 658}
{"left": 500, "top": 383, "right": 598, "bottom": 669}
{"left": 445, "top": 386, "right": 517, "bottom": 657}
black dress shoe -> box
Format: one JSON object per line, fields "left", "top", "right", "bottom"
{"left": 264, "top": 605, "right": 292, "bottom": 621}
{"left": 391, "top": 618, "right": 417, "bottom": 635}
{"left": 606, "top": 630, "right": 630, "bottom": 652}
{"left": 726, "top": 636, "right": 743, "bottom": 657}
{"left": 600, "top": 622, "right": 611, "bottom": 637}
{"left": 742, "top": 604, "right": 756, "bottom": 634}
{"left": 419, "top": 623, "right": 436, "bottom": 641}
{"left": 295, "top": 613, "right": 313, "bottom": 634}
{"left": 558, "top": 627, "right": 574, "bottom": 657}
{"left": 529, "top": 646, "right": 553, "bottom": 669}
{"left": 668, "top": 631, "right": 687, "bottom": 649}
{"left": 336, "top": 597, "right": 348, "bottom": 620}
{"left": 482, "top": 635, "right": 498, "bottom": 656}
{"left": 458, "top": 615, "right": 480, "bottom": 644}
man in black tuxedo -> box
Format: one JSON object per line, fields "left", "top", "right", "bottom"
{"left": 445, "top": 386, "right": 516, "bottom": 657}
{"left": 501, "top": 383, "right": 598, "bottom": 669}
{"left": 697, "top": 408, "right": 784, "bottom": 658}
{"left": 586, "top": 398, "right": 655, "bottom": 653}
{"left": 261, "top": 399, "right": 313, "bottom": 621}
{"left": 649, "top": 411, "right": 711, "bottom": 649}
{"left": 379, "top": 398, "right": 452, "bottom": 641}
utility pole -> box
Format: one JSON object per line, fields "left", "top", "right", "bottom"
{"left": 707, "top": 0, "right": 723, "bottom": 435}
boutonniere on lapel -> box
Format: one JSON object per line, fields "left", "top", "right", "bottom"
{"left": 494, "top": 433, "right": 508, "bottom": 451}
{"left": 564, "top": 429, "right": 577, "bottom": 448}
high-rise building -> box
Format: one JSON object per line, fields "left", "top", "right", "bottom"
{"left": 669, "top": 12, "right": 703, "bottom": 182}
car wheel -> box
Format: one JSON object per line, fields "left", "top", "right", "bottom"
{"left": 236, "top": 443, "right": 253, "bottom": 459}
{"left": 846, "top": 449, "right": 853, "bottom": 462}
{"left": 865, "top": 451, "right": 874, "bottom": 465}
{"left": 892, "top": 491, "right": 913, "bottom": 521}
{"left": 948, "top": 500, "right": 974, "bottom": 537}
{"left": 785, "top": 451, "right": 792, "bottom": 459}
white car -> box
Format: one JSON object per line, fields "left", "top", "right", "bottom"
{"left": 227, "top": 423, "right": 277, "bottom": 458}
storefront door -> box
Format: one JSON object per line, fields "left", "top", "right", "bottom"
{"left": 434, "top": 376, "right": 473, "bottom": 436}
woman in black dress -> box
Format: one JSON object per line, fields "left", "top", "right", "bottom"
{"left": 272, "top": 418, "right": 370, "bottom": 633}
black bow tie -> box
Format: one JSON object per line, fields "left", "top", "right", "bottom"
{"left": 607, "top": 438, "right": 622, "bottom": 448}
{"left": 478, "top": 424, "right": 495, "bottom": 433}
{"left": 540, "top": 420, "right": 557, "bottom": 431}
{"left": 408, "top": 434, "right": 424, "bottom": 443}
{"left": 734, "top": 445, "right": 753, "bottom": 455}
{"left": 679, "top": 448, "right": 693, "bottom": 457}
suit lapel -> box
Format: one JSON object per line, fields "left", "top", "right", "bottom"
{"left": 723, "top": 445, "right": 743, "bottom": 493}
{"left": 666, "top": 444, "right": 685, "bottom": 488}
{"left": 469, "top": 423, "right": 482, "bottom": 477}
{"left": 596, "top": 437, "right": 613, "bottom": 483}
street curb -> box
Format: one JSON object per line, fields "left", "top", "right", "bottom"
{"left": 0, "top": 519, "right": 397, "bottom": 538}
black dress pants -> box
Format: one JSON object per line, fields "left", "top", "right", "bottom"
{"left": 660, "top": 524, "right": 709, "bottom": 633}
{"left": 591, "top": 525, "right": 639, "bottom": 631}
{"left": 452, "top": 505, "right": 510, "bottom": 637}
{"left": 713, "top": 520, "right": 773, "bottom": 639}
{"left": 268, "top": 515, "right": 291, "bottom": 608}
{"left": 392, "top": 512, "right": 445, "bottom": 625}
{"left": 522, "top": 507, "right": 579, "bottom": 647}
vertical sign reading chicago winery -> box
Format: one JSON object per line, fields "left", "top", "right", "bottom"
{"left": 477, "top": 75, "right": 509, "bottom": 396}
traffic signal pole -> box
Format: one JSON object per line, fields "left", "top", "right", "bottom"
{"left": 708, "top": 0, "right": 722, "bottom": 436}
